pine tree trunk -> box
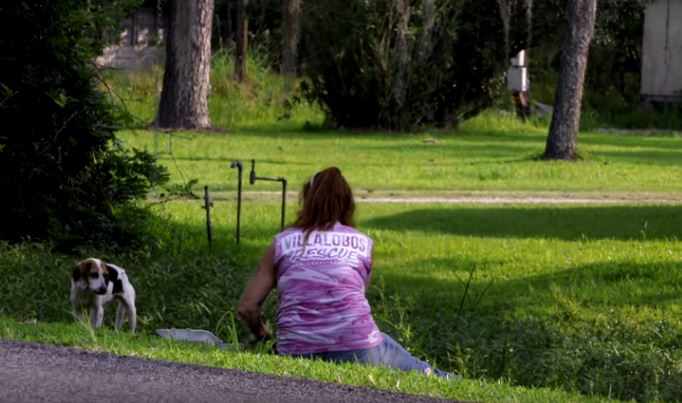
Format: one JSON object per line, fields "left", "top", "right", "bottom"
{"left": 391, "top": 0, "right": 411, "bottom": 111}
{"left": 281, "top": 0, "right": 301, "bottom": 89}
{"left": 235, "top": 0, "right": 249, "bottom": 82}
{"left": 544, "top": 0, "right": 596, "bottom": 160}
{"left": 156, "top": 0, "right": 214, "bottom": 130}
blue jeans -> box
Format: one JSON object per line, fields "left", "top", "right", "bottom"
{"left": 297, "top": 332, "right": 459, "bottom": 380}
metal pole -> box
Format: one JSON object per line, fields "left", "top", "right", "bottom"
{"left": 203, "top": 186, "right": 212, "bottom": 250}
{"left": 230, "top": 161, "right": 243, "bottom": 245}
{"left": 249, "top": 159, "right": 287, "bottom": 232}
{"left": 249, "top": 159, "right": 256, "bottom": 185}
{"left": 280, "top": 179, "right": 287, "bottom": 231}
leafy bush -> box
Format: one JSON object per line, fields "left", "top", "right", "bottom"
{"left": 299, "top": 0, "right": 530, "bottom": 130}
{"left": 0, "top": 0, "right": 168, "bottom": 248}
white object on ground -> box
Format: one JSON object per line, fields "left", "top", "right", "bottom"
{"left": 156, "top": 328, "right": 243, "bottom": 349}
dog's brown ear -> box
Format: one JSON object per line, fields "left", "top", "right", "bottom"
{"left": 101, "top": 260, "right": 110, "bottom": 282}
{"left": 71, "top": 263, "right": 82, "bottom": 282}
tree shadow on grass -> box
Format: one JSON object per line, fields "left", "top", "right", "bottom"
{"left": 375, "top": 258, "right": 682, "bottom": 318}
{"left": 364, "top": 205, "right": 682, "bottom": 241}
{"left": 595, "top": 149, "right": 682, "bottom": 166}
{"left": 371, "top": 258, "right": 682, "bottom": 401}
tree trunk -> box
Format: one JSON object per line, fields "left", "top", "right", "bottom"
{"left": 281, "top": 0, "right": 301, "bottom": 89}
{"left": 391, "top": 0, "right": 411, "bottom": 110}
{"left": 156, "top": 0, "right": 214, "bottom": 130}
{"left": 543, "top": 0, "right": 597, "bottom": 160}
{"left": 235, "top": 0, "right": 249, "bottom": 82}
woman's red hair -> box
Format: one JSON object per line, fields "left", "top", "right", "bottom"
{"left": 293, "top": 167, "right": 355, "bottom": 232}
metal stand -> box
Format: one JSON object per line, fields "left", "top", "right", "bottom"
{"left": 203, "top": 186, "right": 213, "bottom": 250}
{"left": 230, "top": 161, "right": 243, "bottom": 244}
{"left": 249, "top": 159, "right": 287, "bottom": 231}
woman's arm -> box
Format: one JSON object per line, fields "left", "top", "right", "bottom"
{"left": 365, "top": 247, "right": 374, "bottom": 291}
{"left": 237, "top": 243, "right": 276, "bottom": 341}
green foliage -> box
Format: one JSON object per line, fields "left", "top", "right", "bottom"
{"left": 0, "top": 0, "right": 168, "bottom": 248}
{"left": 528, "top": 0, "right": 680, "bottom": 130}
{"left": 102, "top": 49, "right": 323, "bottom": 130}
{"left": 299, "top": 0, "right": 528, "bottom": 130}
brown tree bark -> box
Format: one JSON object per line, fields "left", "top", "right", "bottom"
{"left": 156, "top": 0, "right": 214, "bottom": 130}
{"left": 281, "top": 0, "right": 301, "bottom": 90}
{"left": 391, "top": 0, "right": 411, "bottom": 110}
{"left": 544, "top": 0, "right": 597, "bottom": 160}
{"left": 235, "top": 0, "right": 249, "bottom": 82}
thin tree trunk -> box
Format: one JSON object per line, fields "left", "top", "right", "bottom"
{"left": 156, "top": 0, "right": 214, "bottom": 129}
{"left": 416, "top": 0, "right": 436, "bottom": 66}
{"left": 235, "top": 0, "right": 249, "bottom": 82}
{"left": 281, "top": 0, "right": 301, "bottom": 90}
{"left": 544, "top": 0, "right": 597, "bottom": 160}
{"left": 391, "top": 0, "right": 411, "bottom": 110}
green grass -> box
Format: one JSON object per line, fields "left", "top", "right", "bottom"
{"left": 0, "top": 316, "right": 601, "bottom": 403}
{"left": 103, "top": 49, "right": 323, "bottom": 131}
{"left": 2, "top": 199, "right": 681, "bottom": 401}
{"left": 115, "top": 111, "right": 682, "bottom": 198}
{"left": 3, "top": 55, "right": 682, "bottom": 402}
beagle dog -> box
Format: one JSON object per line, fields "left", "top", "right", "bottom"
{"left": 70, "top": 257, "right": 137, "bottom": 333}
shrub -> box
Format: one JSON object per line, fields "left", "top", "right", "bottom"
{"left": 0, "top": 0, "right": 168, "bottom": 249}
{"left": 299, "top": 0, "right": 531, "bottom": 130}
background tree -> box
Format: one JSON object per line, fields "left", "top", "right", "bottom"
{"left": 156, "top": 0, "right": 214, "bottom": 129}
{"left": 281, "top": 0, "right": 302, "bottom": 90}
{"left": 0, "top": 0, "right": 168, "bottom": 249}
{"left": 234, "top": 0, "right": 249, "bottom": 82}
{"left": 299, "top": 0, "right": 531, "bottom": 130}
{"left": 544, "top": 0, "right": 597, "bottom": 160}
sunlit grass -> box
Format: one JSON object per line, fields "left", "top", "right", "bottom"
{"left": 0, "top": 315, "right": 607, "bottom": 403}
{"left": 103, "top": 49, "right": 323, "bottom": 130}
{"left": 3, "top": 197, "right": 680, "bottom": 400}
{"left": 116, "top": 111, "right": 682, "bottom": 196}
{"left": 4, "top": 61, "right": 682, "bottom": 401}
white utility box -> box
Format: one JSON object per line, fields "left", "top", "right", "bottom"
{"left": 507, "top": 66, "right": 529, "bottom": 92}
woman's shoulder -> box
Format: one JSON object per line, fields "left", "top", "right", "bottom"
{"left": 275, "top": 226, "right": 302, "bottom": 240}
{"left": 333, "top": 222, "right": 372, "bottom": 239}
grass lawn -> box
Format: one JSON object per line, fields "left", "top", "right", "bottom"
{"left": 2, "top": 63, "right": 681, "bottom": 401}
{"left": 116, "top": 112, "right": 682, "bottom": 198}
{"left": 0, "top": 113, "right": 682, "bottom": 400}
{"left": 1, "top": 315, "right": 604, "bottom": 403}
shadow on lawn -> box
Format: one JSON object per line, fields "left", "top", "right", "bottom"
{"left": 375, "top": 258, "right": 682, "bottom": 317}
{"left": 364, "top": 204, "right": 682, "bottom": 241}
{"left": 372, "top": 258, "right": 682, "bottom": 401}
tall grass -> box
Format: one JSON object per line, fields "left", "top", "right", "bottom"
{"left": 2, "top": 198, "right": 681, "bottom": 401}
{"left": 3, "top": 53, "right": 681, "bottom": 402}
{"left": 101, "top": 48, "right": 323, "bottom": 130}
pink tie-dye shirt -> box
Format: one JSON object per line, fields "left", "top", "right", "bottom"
{"left": 273, "top": 222, "right": 383, "bottom": 355}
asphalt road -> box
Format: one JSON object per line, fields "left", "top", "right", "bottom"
{"left": 0, "top": 339, "right": 458, "bottom": 403}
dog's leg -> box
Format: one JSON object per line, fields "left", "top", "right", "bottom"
{"left": 92, "top": 299, "right": 104, "bottom": 328}
{"left": 115, "top": 301, "right": 126, "bottom": 331}
{"left": 128, "top": 302, "right": 137, "bottom": 333}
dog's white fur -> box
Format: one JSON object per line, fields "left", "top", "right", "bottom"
{"left": 70, "top": 257, "right": 137, "bottom": 333}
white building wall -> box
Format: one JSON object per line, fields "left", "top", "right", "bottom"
{"left": 641, "top": 0, "right": 682, "bottom": 102}
{"left": 95, "top": 8, "right": 165, "bottom": 71}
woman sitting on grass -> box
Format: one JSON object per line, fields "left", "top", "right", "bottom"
{"left": 237, "top": 166, "right": 459, "bottom": 380}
